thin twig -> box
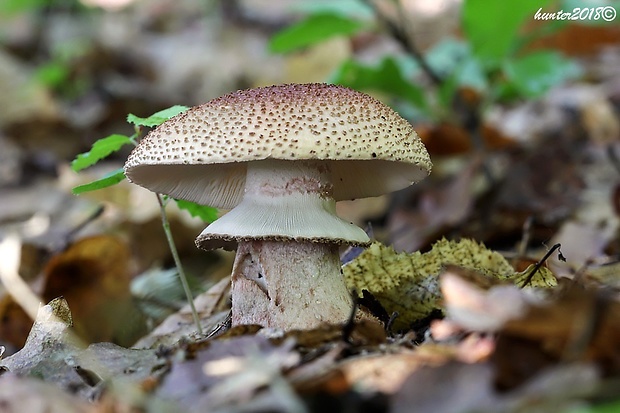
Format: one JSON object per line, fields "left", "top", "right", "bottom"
{"left": 606, "top": 144, "right": 620, "bottom": 176}
{"left": 156, "top": 194, "right": 203, "bottom": 335}
{"left": 363, "top": 0, "right": 496, "bottom": 187}
{"left": 521, "top": 243, "right": 563, "bottom": 287}
{"left": 64, "top": 205, "right": 105, "bottom": 245}
{"left": 386, "top": 311, "right": 399, "bottom": 334}
{"left": 342, "top": 291, "right": 359, "bottom": 344}
{"left": 361, "top": 0, "right": 442, "bottom": 86}
{"left": 517, "top": 216, "right": 534, "bottom": 258}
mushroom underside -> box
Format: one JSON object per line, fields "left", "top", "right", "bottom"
{"left": 200, "top": 159, "right": 360, "bottom": 329}
{"left": 126, "top": 159, "right": 430, "bottom": 209}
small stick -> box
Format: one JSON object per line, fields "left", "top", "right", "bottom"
{"left": 361, "top": 0, "right": 442, "bottom": 86}
{"left": 342, "top": 291, "right": 359, "bottom": 344}
{"left": 65, "top": 205, "right": 105, "bottom": 242}
{"left": 517, "top": 216, "right": 534, "bottom": 258}
{"left": 386, "top": 311, "right": 399, "bottom": 334}
{"left": 606, "top": 144, "right": 620, "bottom": 176}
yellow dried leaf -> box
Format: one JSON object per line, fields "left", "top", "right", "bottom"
{"left": 343, "top": 238, "right": 556, "bottom": 330}
{"left": 513, "top": 264, "right": 557, "bottom": 288}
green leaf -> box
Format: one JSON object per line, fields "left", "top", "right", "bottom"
{"left": 72, "top": 168, "right": 126, "bottom": 195}
{"left": 0, "top": 0, "right": 47, "bottom": 15}
{"left": 331, "top": 57, "right": 427, "bottom": 112}
{"left": 34, "top": 61, "right": 70, "bottom": 88}
{"left": 127, "top": 105, "right": 190, "bottom": 127}
{"left": 503, "top": 51, "right": 582, "bottom": 98}
{"left": 269, "top": 13, "right": 364, "bottom": 53}
{"left": 463, "top": 0, "right": 552, "bottom": 65}
{"left": 174, "top": 199, "right": 218, "bottom": 223}
{"left": 71, "top": 134, "right": 133, "bottom": 172}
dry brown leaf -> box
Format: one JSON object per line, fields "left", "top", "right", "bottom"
{"left": 0, "top": 375, "right": 92, "bottom": 413}
{"left": 418, "top": 122, "right": 517, "bottom": 157}
{"left": 337, "top": 351, "right": 442, "bottom": 394}
{"left": 156, "top": 335, "right": 301, "bottom": 412}
{"left": 1, "top": 297, "right": 75, "bottom": 377}
{"left": 42, "top": 235, "right": 146, "bottom": 346}
{"left": 392, "top": 360, "right": 599, "bottom": 413}
{"left": 493, "top": 285, "right": 620, "bottom": 390}
{"left": 1, "top": 298, "right": 171, "bottom": 409}
{"left": 0, "top": 294, "right": 35, "bottom": 352}
{"left": 440, "top": 271, "right": 531, "bottom": 332}
{"left": 134, "top": 276, "right": 231, "bottom": 349}
{"left": 526, "top": 22, "right": 620, "bottom": 56}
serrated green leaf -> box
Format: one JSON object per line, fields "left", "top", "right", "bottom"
{"left": 72, "top": 168, "right": 126, "bottom": 195}
{"left": 332, "top": 57, "right": 428, "bottom": 112}
{"left": 174, "top": 199, "right": 218, "bottom": 223}
{"left": 503, "top": 51, "right": 582, "bottom": 98}
{"left": 463, "top": 0, "right": 551, "bottom": 66}
{"left": 71, "top": 134, "right": 133, "bottom": 172}
{"left": 269, "top": 13, "right": 364, "bottom": 53}
{"left": 127, "top": 105, "right": 190, "bottom": 127}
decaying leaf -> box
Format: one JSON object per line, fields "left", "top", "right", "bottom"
{"left": 0, "top": 375, "right": 92, "bottom": 413}
{"left": 157, "top": 335, "right": 303, "bottom": 413}
{"left": 0, "top": 298, "right": 170, "bottom": 407}
{"left": 0, "top": 298, "right": 96, "bottom": 399}
{"left": 0, "top": 294, "right": 36, "bottom": 352}
{"left": 392, "top": 360, "right": 599, "bottom": 413}
{"left": 343, "top": 238, "right": 557, "bottom": 330}
{"left": 493, "top": 285, "right": 620, "bottom": 390}
{"left": 1, "top": 297, "right": 76, "bottom": 374}
{"left": 134, "top": 276, "right": 231, "bottom": 349}
{"left": 513, "top": 263, "right": 558, "bottom": 288}
{"left": 440, "top": 271, "right": 528, "bottom": 332}
{"left": 43, "top": 235, "right": 146, "bottom": 346}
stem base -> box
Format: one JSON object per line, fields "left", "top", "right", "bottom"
{"left": 231, "top": 240, "right": 352, "bottom": 329}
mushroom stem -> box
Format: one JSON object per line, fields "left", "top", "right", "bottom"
{"left": 205, "top": 159, "right": 360, "bottom": 329}
{"left": 231, "top": 240, "right": 353, "bottom": 329}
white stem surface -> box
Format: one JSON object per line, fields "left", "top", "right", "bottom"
{"left": 231, "top": 240, "right": 353, "bottom": 329}
{"left": 218, "top": 159, "right": 357, "bottom": 329}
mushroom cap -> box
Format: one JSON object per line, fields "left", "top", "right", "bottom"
{"left": 124, "top": 83, "right": 432, "bottom": 209}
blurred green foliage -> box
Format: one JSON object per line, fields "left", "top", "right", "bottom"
{"left": 269, "top": 13, "right": 365, "bottom": 53}
{"left": 0, "top": 0, "right": 49, "bottom": 15}
{"left": 268, "top": 0, "right": 586, "bottom": 121}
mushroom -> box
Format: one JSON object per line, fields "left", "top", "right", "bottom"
{"left": 124, "top": 83, "right": 432, "bottom": 330}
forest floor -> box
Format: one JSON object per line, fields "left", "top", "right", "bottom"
{"left": 1, "top": 1, "right": 620, "bottom": 412}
